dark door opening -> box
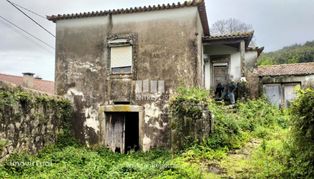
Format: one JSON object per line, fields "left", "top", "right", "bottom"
{"left": 105, "top": 112, "right": 139, "bottom": 153}
{"left": 125, "top": 112, "right": 139, "bottom": 153}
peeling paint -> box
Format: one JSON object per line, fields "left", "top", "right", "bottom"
{"left": 65, "top": 88, "right": 86, "bottom": 112}
{"left": 54, "top": 6, "right": 203, "bottom": 150}
{"left": 144, "top": 103, "right": 162, "bottom": 123}
{"left": 66, "top": 88, "right": 85, "bottom": 102}
{"left": 68, "top": 60, "right": 99, "bottom": 73}
{"left": 149, "top": 121, "right": 167, "bottom": 130}
{"left": 143, "top": 134, "right": 152, "bottom": 152}
{"left": 84, "top": 106, "right": 99, "bottom": 133}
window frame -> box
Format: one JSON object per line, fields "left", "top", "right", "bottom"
{"left": 106, "top": 33, "right": 138, "bottom": 79}
{"left": 110, "top": 45, "right": 133, "bottom": 74}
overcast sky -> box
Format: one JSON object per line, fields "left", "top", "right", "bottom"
{"left": 1, "top": 0, "right": 314, "bottom": 81}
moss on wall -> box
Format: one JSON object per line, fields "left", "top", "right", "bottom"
{"left": 169, "top": 87, "right": 212, "bottom": 151}
{"left": 0, "top": 82, "right": 73, "bottom": 160}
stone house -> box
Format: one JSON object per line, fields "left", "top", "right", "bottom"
{"left": 47, "top": 0, "right": 262, "bottom": 152}
{"left": 256, "top": 62, "right": 314, "bottom": 108}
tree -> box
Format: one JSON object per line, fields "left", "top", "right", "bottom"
{"left": 211, "top": 18, "right": 253, "bottom": 35}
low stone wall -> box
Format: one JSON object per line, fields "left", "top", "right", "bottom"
{"left": 170, "top": 97, "right": 213, "bottom": 151}
{"left": 0, "top": 82, "right": 72, "bottom": 161}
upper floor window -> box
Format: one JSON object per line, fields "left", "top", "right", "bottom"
{"left": 109, "top": 39, "right": 133, "bottom": 74}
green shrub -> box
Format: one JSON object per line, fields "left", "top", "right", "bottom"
{"left": 288, "top": 88, "right": 314, "bottom": 178}
{"left": 203, "top": 98, "right": 288, "bottom": 151}
{"left": 237, "top": 99, "right": 287, "bottom": 131}
{"left": 169, "top": 87, "right": 211, "bottom": 150}
{"left": 250, "top": 138, "right": 288, "bottom": 178}
{"left": 204, "top": 105, "right": 241, "bottom": 149}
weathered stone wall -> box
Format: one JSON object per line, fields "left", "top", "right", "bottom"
{"left": 169, "top": 97, "right": 212, "bottom": 151}
{"left": 54, "top": 7, "right": 203, "bottom": 150}
{"left": 0, "top": 82, "right": 72, "bottom": 161}
{"left": 258, "top": 74, "right": 314, "bottom": 95}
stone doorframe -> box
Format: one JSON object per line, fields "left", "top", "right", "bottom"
{"left": 100, "top": 105, "right": 144, "bottom": 150}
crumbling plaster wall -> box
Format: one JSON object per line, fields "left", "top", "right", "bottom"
{"left": 260, "top": 75, "right": 314, "bottom": 89}
{"left": 55, "top": 7, "right": 203, "bottom": 150}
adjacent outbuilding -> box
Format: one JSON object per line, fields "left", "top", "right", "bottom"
{"left": 256, "top": 62, "right": 314, "bottom": 107}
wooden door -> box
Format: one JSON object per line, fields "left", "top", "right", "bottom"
{"left": 105, "top": 113, "right": 125, "bottom": 152}
{"left": 213, "top": 65, "right": 228, "bottom": 88}
{"left": 283, "top": 83, "right": 300, "bottom": 107}
{"left": 263, "top": 84, "right": 282, "bottom": 107}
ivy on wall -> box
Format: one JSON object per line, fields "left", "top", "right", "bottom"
{"left": 0, "top": 82, "right": 73, "bottom": 156}
{"left": 169, "top": 87, "right": 212, "bottom": 151}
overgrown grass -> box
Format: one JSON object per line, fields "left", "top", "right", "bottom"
{"left": 176, "top": 95, "right": 290, "bottom": 178}
{"left": 0, "top": 144, "right": 208, "bottom": 178}
{"left": 0, "top": 87, "right": 297, "bottom": 178}
{"left": 204, "top": 98, "right": 289, "bottom": 150}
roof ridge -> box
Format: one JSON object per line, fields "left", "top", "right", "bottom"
{"left": 258, "top": 62, "right": 314, "bottom": 68}
{"left": 0, "top": 73, "right": 23, "bottom": 78}
{"left": 257, "top": 62, "right": 314, "bottom": 77}
{"left": 0, "top": 73, "right": 53, "bottom": 83}
{"left": 47, "top": 1, "right": 209, "bottom": 35}
{"left": 47, "top": 1, "right": 203, "bottom": 21}
{"left": 208, "top": 31, "right": 254, "bottom": 38}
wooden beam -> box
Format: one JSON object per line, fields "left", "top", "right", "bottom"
{"left": 202, "top": 39, "right": 243, "bottom": 46}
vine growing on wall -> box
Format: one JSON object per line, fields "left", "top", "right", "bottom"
{"left": 169, "top": 87, "right": 212, "bottom": 151}
{"left": 0, "top": 83, "right": 74, "bottom": 151}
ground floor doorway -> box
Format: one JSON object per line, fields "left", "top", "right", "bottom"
{"left": 105, "top": 112, "right": 139, "bottom": 153}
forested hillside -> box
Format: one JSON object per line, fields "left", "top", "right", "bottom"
{"left": 258, "top": 40, "right": 314, "bottom": 65}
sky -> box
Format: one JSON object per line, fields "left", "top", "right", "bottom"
{"left": 0, "top": 0, "right": 314, "bottom": 81}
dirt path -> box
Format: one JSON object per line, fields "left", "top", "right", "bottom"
{"left": 206, "top": 138, "right": 262, "bottom": 178}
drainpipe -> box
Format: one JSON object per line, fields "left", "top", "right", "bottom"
{"left": 22, "top": 72, "right": 35, "bottom": 88}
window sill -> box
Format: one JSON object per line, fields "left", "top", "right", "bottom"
{"left": 109, "top": 73, "right": 133, "bottom": 79}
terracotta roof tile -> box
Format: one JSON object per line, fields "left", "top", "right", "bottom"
{"left": 256, "top": 62, "right": 314, "bottom": 76}
{"left": 47, "top": 0, "right": 209, "bottom": 35}
{"left": 0, "top": 73, "right": 54, "bottom": 94}
{"left": 203, "top": 31, "right": 254, "bottom": 41}
{"left": 202, "top": 31, "right": 254, "bottom": 47}
{"left": 247, "top": 46, "right": 264, "bottom": 56}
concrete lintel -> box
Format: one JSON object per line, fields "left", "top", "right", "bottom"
{"left": 104, "top": 105, "right": 143, "bottom": 112}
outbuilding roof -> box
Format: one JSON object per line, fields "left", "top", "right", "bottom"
{"left": 247, "top": 46, "right": 264, "bottom": 56}
{"left": 47, "top": 0, "right": 210, "bottom": 35}
{"left": 0, "top": 73, "right": 54, "bottom": 94}
{"left": 203, "top": 31, "right": 254, "bottom": 47}
{"left": 256, "top": 62, "right": 314, "bottom": 77}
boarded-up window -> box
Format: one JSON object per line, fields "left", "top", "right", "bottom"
{"left": 111, "top": 46, "right": 132, "bottom": 73}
